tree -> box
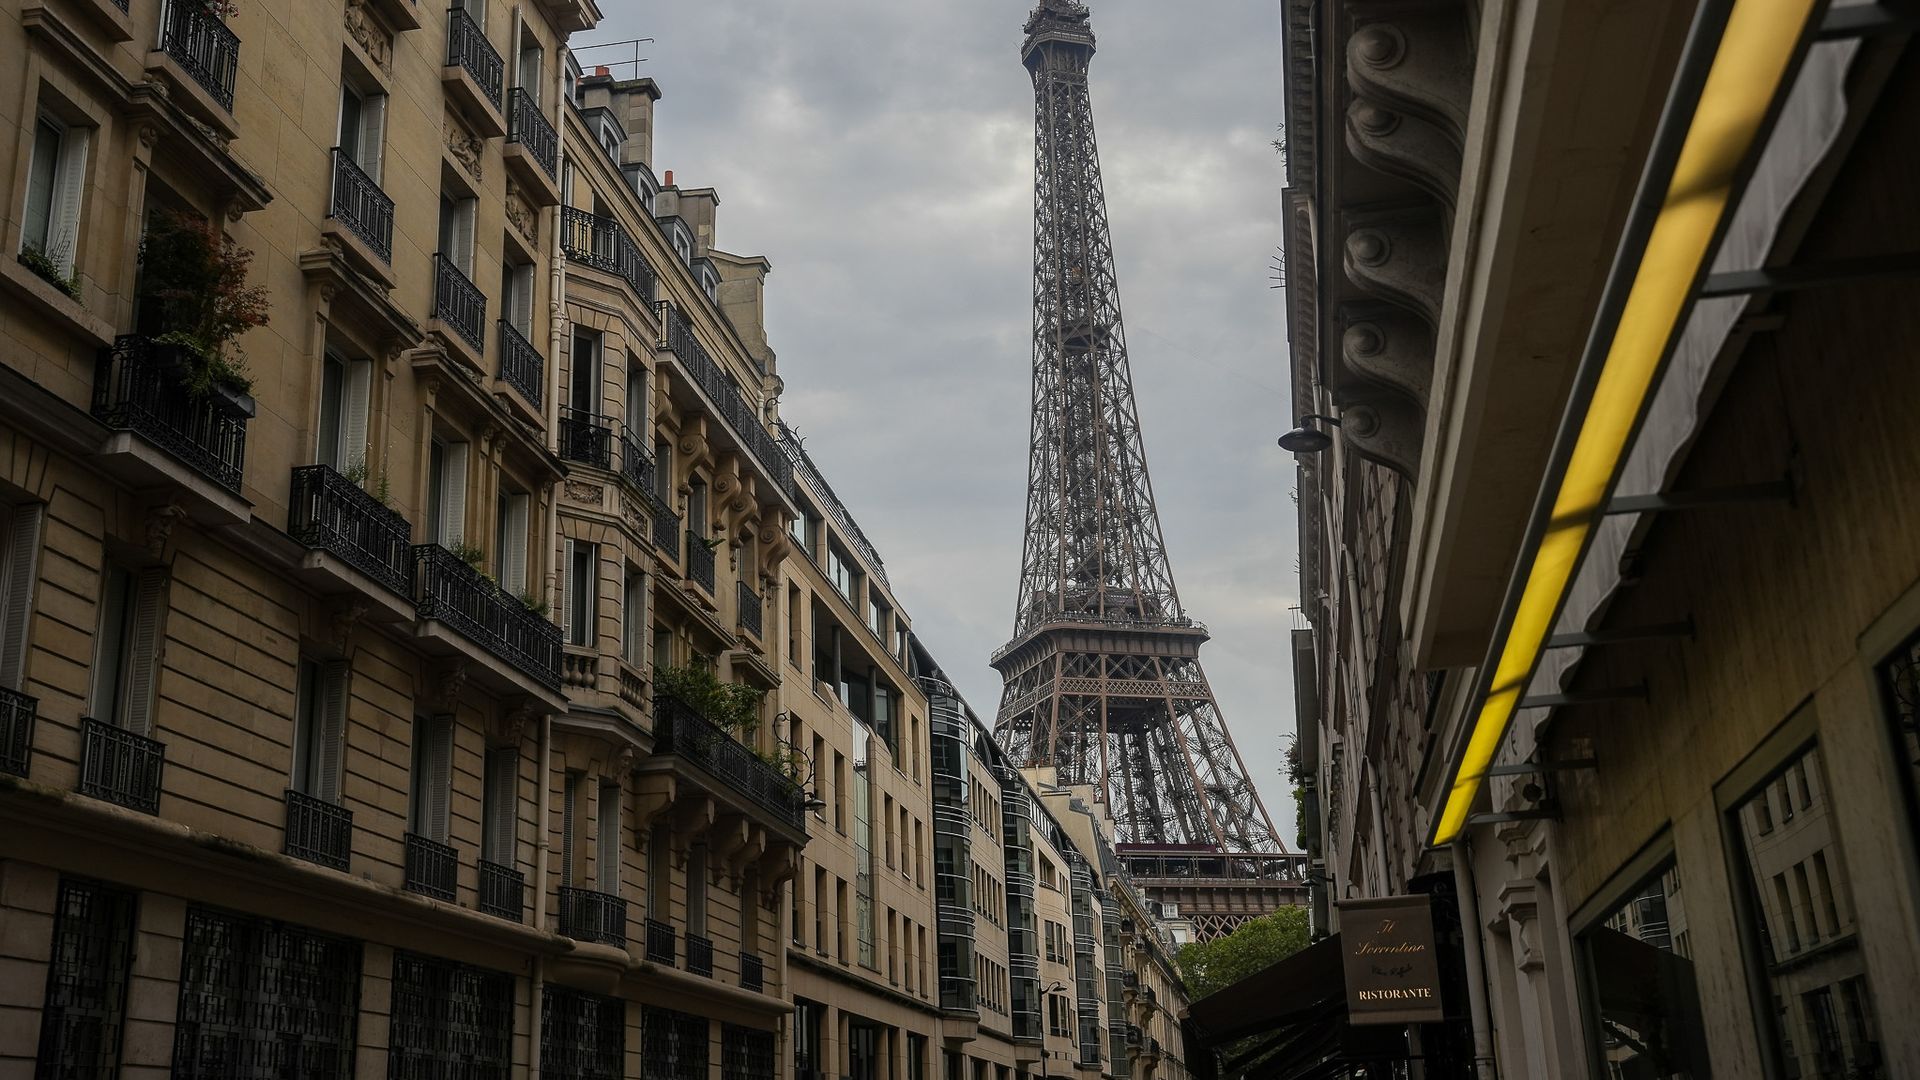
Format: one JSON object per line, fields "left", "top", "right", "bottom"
{"left": 1176, "top": 906, "right": 1311, "bottom": 1001}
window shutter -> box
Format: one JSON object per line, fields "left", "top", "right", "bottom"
{"left": 316, "top": 660, "right": 349, "bottom": 805}
{"left": 344, "top": 360, "right": 372, "bottom": 474}
{"left": 50, "top": 128, "right": 89, "bottom": 277}
{"left": 442, "top": 442, "right": 470, "bottom": 546}
{"left": 502, "top": 495, "right": 528, "bottom": 596}
{"left": 120, "top": 569, "right": 168, "bottom": 735}
{"left": 597, "top": 781, "right": 621, "bottom": 896}
{"left": 559, "top": 538, "right": 574, "bottom": 638}
{"left": 426, "top": 716, "right": 453, "bottom": 843}
{"left": 454, "top": 199, "right": 477, "bottom": 276}
{"left": 360, "top": 94, "right": 388, "bottom": 185}
{"left": 512, "top": 263, "right": 535, "bottom": 334}
{"left": 485, "top": 746, "right": 517, "bottom": 865}
{"left": 562, "top": 773, "right": 578, "bottom": 887}
{"left": 0, "top": 505, "right": 44, "bottom": 690}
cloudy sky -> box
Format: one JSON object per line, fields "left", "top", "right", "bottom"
{"left": 588, "top": 0, "right": 1302, "bottom": 843}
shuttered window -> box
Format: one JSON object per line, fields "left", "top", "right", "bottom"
{"left": 291, "top": 658, "right": 348, "bottom": 804}
{"left": 21, "top": 113, "right": 88, "bottom": 276}
{"left": 496, "top": 492, "right": 529, "bottom": 596}
{"left": 565, "top": 541, "right": 595, "bottom": 647}
{"left": 687, "top": 844, "right": 707, "bottom": 936}
{"left": 647, "top": 823, "right": 671, "bottom": 920}
{"left": 429, "top": 440, "right": 470, "bottom": 548}
{"left": 91, "top": 565, "right": 166, "bottom": 735}
{"left": 481, "top": 746, "right": 517, "bottom": 867}
{"left": 0, "top": 503, "right": 44, "bottom": 690}
{"left": 597, "top": 780, "right": 621, "bottom": 896}
{"left": 622, "top": 565, "right": 644, "bottom": 664}
{"left": 561, "top": 770, "right": 583, "bottom": 887}
{"left": 408, "top": 716, "right": 453, "bottom": 842}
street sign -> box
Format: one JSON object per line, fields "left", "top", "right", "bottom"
{"left": 1340, "top": 894, "right": 1444, "bottom": 1025}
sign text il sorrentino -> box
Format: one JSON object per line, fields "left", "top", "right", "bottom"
{"left": 1339, "top": 894, "right": 1444, "bottom": 1025}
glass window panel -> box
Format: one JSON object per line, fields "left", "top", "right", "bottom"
{"left": 1577, "top": 862, "right": 1711, "bottom": 1078}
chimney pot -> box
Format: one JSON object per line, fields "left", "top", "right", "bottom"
{"left": 595, "top": 65, "right": 610, "bottom": 76}
{"left": 664, "top": 170, "right": 674, "bottom": 186}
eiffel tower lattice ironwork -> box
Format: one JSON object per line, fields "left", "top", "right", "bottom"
{"left": 993, "top": 0, "right": 1282, "bottom": 853}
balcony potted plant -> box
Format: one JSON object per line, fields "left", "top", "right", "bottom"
{"left": 136, "top": 208, "right": 269, "bottom": 418}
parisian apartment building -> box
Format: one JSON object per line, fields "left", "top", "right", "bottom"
{"left": 1280, "top": 0, "right": 1920, "bottom": 1076}
{"left": 0, "top": 2, "right": 1196, "bottom": 1080}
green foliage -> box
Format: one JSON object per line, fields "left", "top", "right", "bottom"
{"left": 518, "top": 592, "right": 550, "bottom": 617}
{"left": 1176, "top": 906, "right": 1311, "bottom": 1002}
{"left": 17, "top": 242, "right": 78, "bottom": 299}
{"left": 139, "top": 208, "right": 269, "bottom": 394}
{"left": 446, "top": 541, "right": 487, "bottom": 568}
{"left": 656, "top": 662, "right": 765, "bottom": 736}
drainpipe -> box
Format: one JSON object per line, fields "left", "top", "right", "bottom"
{"left": 1452, "top": 839, "right": 1498, "bottom": 1079}
{"left": 530, "top": 712, "right": 554, "bottom": 1080}
{"left": 548, "top": 47, "right": 569, "bottom": 451}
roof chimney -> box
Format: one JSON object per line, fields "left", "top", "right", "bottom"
{"left": 663, "top": 170, "right": 674, "bottom": 187}
{"left": 595, "top": 65, "right": 610, "bottom": 76}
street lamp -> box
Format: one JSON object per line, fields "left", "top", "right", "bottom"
{"left": 1040, "top": 981, "right": 1070, "bottom": 1080}
{"left": 1277, "top": 413, "right": 1342, "bottom": 453}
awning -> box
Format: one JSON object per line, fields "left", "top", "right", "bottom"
{"left": 1185, "top": 935, "right": 1417, "bottom": 1080}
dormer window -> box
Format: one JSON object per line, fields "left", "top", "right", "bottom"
{"left": 597, "top": 117, "right": 620, "bottom": 161}
{"left": 672, "top": 228, "right": 691, "bottom": 267}
{"left": 700, "top": 266, "right": 718, "bottom": 302}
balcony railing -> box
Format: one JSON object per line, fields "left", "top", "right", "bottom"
{"left": 78, "top": 718, "right": 164, "bottom": 815}
{"left": 161, "top": 0, "right": 239, "bottom": 112}
{"left": 646, "top": 917, "right": 676, "bottom": 965}
{"left": 289, "top": 464, "right": 413, "bottom": 597}
{"left": 94, "top": 336, "right": 248, "bottom": 494}
{"left": 685, "top": 530, "right": 715, "bottom": 593}
{"left": 619, "top": 426, "right": 655, "bottom": 496}
{"left": 404, "top": 833, "right": 458, "bottom": 901}
{"left": 0, "top": 687, "right": 34, "bottom": 777}
{"left": 686, "top": 933, "right": 713, "bottom": 977}
{"left": 445, "top": 5, "right": 503, "bottom": 111}
{"left": 479, "top": 859, "right": 525, "bottom": 921}
{"left": 559, "top": 886, "right": 628, "bottom": 946}
{"left": 651, "top": 500, "right": 681, "bottom": 555}
{"left": 498, "top": 321, "right": 544, "bottom": 408}
{"left": 659, "top": 303, "right": 793, "bottom": 495}
{"left": 652, "top": 695, "right": 806, "bottom": 832}
{"left": 283, "top": 789, "right": 352, "bottom": 871}
{"left": 506, "top": 86, "right": 558, "bottom": 179}
{"left": 327, "top": 148, "right": 394, "bottom": 263}
{"left": 561, "top": 208, "right": 657, "bottom": 302}
{"left": 559, "top": 407, "right": 613, "bottom": 469}
{"left": 433, "top": 253, "right": 487, "bottom": 354}
{"left": 740, "top": 951, "right": 764, "bottom": 993}
{"left": 737, "top": 581, "right": 763, "bottom": 640}
{"left": 413, "top": 544, "right": 563, "bottom": 690}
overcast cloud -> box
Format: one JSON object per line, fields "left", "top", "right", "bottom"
{"left": 587, "top": 0, "right": 1302, "bottom": 844}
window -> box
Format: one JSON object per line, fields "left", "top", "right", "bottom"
{"left": 652, "top": 626, "right": 673, "bottom": 673}
{"left": 868, "top": 596, "right": 888, "bottom": 639}
{"left": 598, "top": 781, "right": 622, "bottom": 895}
{"left": 482, "top": 746, "right": 517, "bottom": 867}
{"left": 566, "top": 540, "right": 596, "bottom": 647}
{"left": 337, "top": 74, "right": 387, "bottom": 183}
{"left": 687, "top": 479, "right": 708, "bottom": 539}
{"left": 671, "top": 225, "right": 691, "bottom": 266}
{"left": 700, "top": 265, "right": 718, "bottom": 302}
{"left": 407, "top": 715, "right": 453, "bottom": 843}
{"left": 828, "top": 545, "right": 857, "bottom": 603}
{"left": 516, "top": 28, "right": 543, "bottom": 100}
{"left": 622, "top": 565, "right": 645, "bottom": 665}
{"left": 786, "top": 585, "right": 802, "bottom": 666}
{"left": 1577, "top": 862, "right": 1706, "bottom": 1079}
{"left": 427, "top": 438, "right": 470, "bottom": 547}
{"left": 687, "top": 844, "right": 707, "bottom": 936}
{"left": 647, "top": 823, "right": 671, "bottom": 920}
{"left": 454, "top": 0, "right": 486, "bottom": 30}
{"left": 496, "top": 491, "right": 530, "bottom": 596}
{"left": 503, "top": 261, "right": 535, "bottom": 336}
{"left": 571, "top": 331, "right": 601, "bottom": 416}
{"left": 315, "top": 350, "right": 372, "bottom": 473}
{"left": 21, "top": 110, "right": 88, "bottom": 277}
{"left": 34, "top": 878, "right": 136, "bottom": 1079}
{"left": 291, "top": 658, "right": 348, "bottom": 803}
{"left": 90, "top": 565, "right": 166, "bottom": 735}
{"left": 438, "top": 191, "right": 478, "bottom": 278}
{"left": 562, "top": 771, "right": 585, "bottom": 886}
{"left": 0, "top": 502, "right": 45, "bottom": 691}
{"left": 654, "top": 439, "right": 674, "bottom": 502}
{"left": 626, "top": 357, "right": 647, "bottom": 435}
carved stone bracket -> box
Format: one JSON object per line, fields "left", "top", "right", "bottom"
{"left": 634, "top": 773, "right": 676, "bottom": 831}
{"left": 1346, "top": 100, "right": 1463, "bottom": 209}
{"left": 1342, "top": 209, "right": 1447, "bottom": 324}
{"left": 432, "top": 659, "right": 469, "bottom": 711}
{"left": 489, "top": 700, "right": 538, "bottom": 747}
{"left": 445, "top": 111, "right": 483, "bottom": 180}
{"left": 1340, "top": 306, "right": 1433, "bottom": 404}
{"left": 1346, "top": 12, "right": 1473, "bottom": 141}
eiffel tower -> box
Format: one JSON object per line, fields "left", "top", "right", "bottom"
{"left": 993, "top": 0, "right": 1281, "bottom": 855}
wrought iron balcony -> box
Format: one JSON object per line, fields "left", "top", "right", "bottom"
{"left": 327, "top": 148, "right": 394, "bottom": 264}
{"left": 686, "top": 932, "right": 713, "bottom": 977}
{"left": 78, "top": 718, "right": 164, "bottom": 815}
{"left": 0, "top": 687, "right": 34, "bottom": 777}
{"left": 432, "top": 253, "right": 487, "bottom": 354}
{"left": 283, "top": 789, "right": 352, "bottom": 871}
{"left": 740, "top": 951, "right": 764, "bottom": 993}
{"left": 404, "top": 832, "right": 458, "bottom": 901}
{"left": 289, "top": 464, "right": 413, "bottom": 598}
{"left": 737, "top": 581, "right": 764, "bottom": 640}
{"left": 445, "top": 5, "right": 502, "bottom": 111}
{"left": 413, "top": 544, "right": 563, "bottom": 690}
{"left": 161, "top": 0, "right": 240, "bottom": 112}
{"left": 618, "top": 426, "right": 655, "bottom": 496}
{"left": 646, "top": 917, "right": 676, "bottom": 965}
{"left": 652, "top": 695, "right": 807, "bottom": 833}
{"left": 685, "top": 530, "right": 716, "bottom": 593}
{"left": 93, "top": 336, "right": 249, "bottom": 494}
{"left": 558, "top": 885, "right": 627, "bottom": 946}
{"left": 499, "top": 321, "right": 543, "bottom": 408}
{"left": 560, "top": 208, "right": 657, "bottom": 302}
{"left": 651, "top": 500, "right": 681, "bottom": 555}
{"left": 559, "top": 407, "right": 613, "bottom": 469}
{"left": 659, "top": 303, "right": 792, "bottom": 495}
{"left": 478, "top": 859, "right": 525, "bottom": 921}
{"left": 506, "top": 87, "right": 558, "bottom": 179}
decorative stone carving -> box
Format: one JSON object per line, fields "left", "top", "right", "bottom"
{"left": 490, "top": 701, "right": 537, "bottom": 746}
{"left": 1346, "top": 13, "right": 1472, "bottom": 139}
{"left": 1340, "top": 309, "right": 1433, "bottom": 404}
{"left": 325, "top": 598, "right": 369, "bottom": 651}
{"left": 1346, "top": 100, "right": 1462, "bottom": 208}
{"left": 565, "top": 480, "right": 604, "bottom": 504}
{"left": 445, "top": 112, "right": 483, "bottom": 179}
{"left": 344, "top": 0, "right": 393, "bottom": 73}
{"left": 505, "top": 183, "right": 537, "bottom": 244}
{"left": 143, "top": 502, "right": 187, "bottom": 560}
{"left": 432, "top": 659, "right": 469, "bottom": 710}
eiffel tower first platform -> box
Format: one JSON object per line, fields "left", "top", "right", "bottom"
{"left": 991, "top": 0, "right": 1304, "bottom": 939}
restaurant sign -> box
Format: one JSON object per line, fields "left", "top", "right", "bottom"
{"left": 1340, "top": 894, "right": 1444, "bottom": 1025}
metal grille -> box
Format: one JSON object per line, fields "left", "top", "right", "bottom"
{"left": 94, "top": 335, "right": 248, "bottom": 493}
{"left": 721, "top": 1025, "right": 774, "bottom": 1080}
{"left": 499, "top": 322, "right": 544, "bottom": 409}
{"left": 685, "top": 932, "right": 713, "bottom": 977}
{"left": 506, "top": 87, "right": 559, "bottom": 178}
{"left": 172, "top": 906, "right": 360, "bottom": 1080}
{"left": 646, "top": 917, "right": 676, "bottom": 965}
{"left": 559, "top": 408, "right": 614, "bottom": 469}
{"left": 404, "top": 832, "right": 458, "bottom": 901}
{"left": 289, "top": 464, "right": 412, "bottom": 597}
{"left": 35, "top": 878, "right": 136, "bottom": 1080}
{"left": 0, "top": 685, "right": 35, "bottom": 777}
{"left": 327, "top": 148, "right": 394, "bottom": 263}
{"left": 559, "top": 885, "right": 627, "bottom": 946}
{"left": 388, "top": 951, "right": 513, "bottom": 1080}
{"left": 478, "top": 860, "right": 525, "bottom": 922}
{"left": 659, "top": 301, "right": 792, "bottom": 494}
{"left": 78, "top": 717, "right": 164, "bottom": 815}
{"left": 414, "top": 544, "right": 562, "bottom": 689}
{"left": 161, "top": 0, "right": 239, "bottom": 112}
{"left": 684, "top": 530, "right": 715, "bottom": 593}
{"left": 641, "top": 1006, "right": 708, "bottom": 1080}
{"left": 652, "top": 695, "right": 807, "bottom": 830}
{"left": 444, "top": 5, "right": 503, "bottom": 110}
{"left": 283, "top": 789, "right": 352, "bottom": 871}
{"left": 739, "top": 951, "right": 764, "bottom": 993}
{"left": 542, "top": 985, "right": 623, "bottom": 1080}
{"left": 651, "top": 501, "right": 681, "bottom": 556}
{"left": 619, "top": 427, "right": 656, "bottom": 496}
{"left": 737, "top": 581, "right": 763, "bottom": 640}
{"left": 561, "top": 208, "right": 658, "bottom": 302}
{"left": 433, "top": 253, "right": 487, "bottom": 353}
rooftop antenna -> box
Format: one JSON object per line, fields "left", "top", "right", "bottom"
{"left": 572, "top": 38, "right": 654, "bottom": 79}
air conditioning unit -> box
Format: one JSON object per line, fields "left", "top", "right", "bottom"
{"left": 1158, "top": 901, "right": 1180, "bottom": 918}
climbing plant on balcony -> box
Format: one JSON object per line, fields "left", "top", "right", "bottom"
{"left": 655, "top": 663, "right": 765, "bottom": 736}
{"left": 137, "top": 208, "right": 269, "bottom": 396}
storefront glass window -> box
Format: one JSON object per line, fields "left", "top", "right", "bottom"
{"left": 1728, "top": 742, "right": 1883, "bottom": 1078}
{"left": 1578, "top": 862, "right": 1711, "bottom": 1078}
